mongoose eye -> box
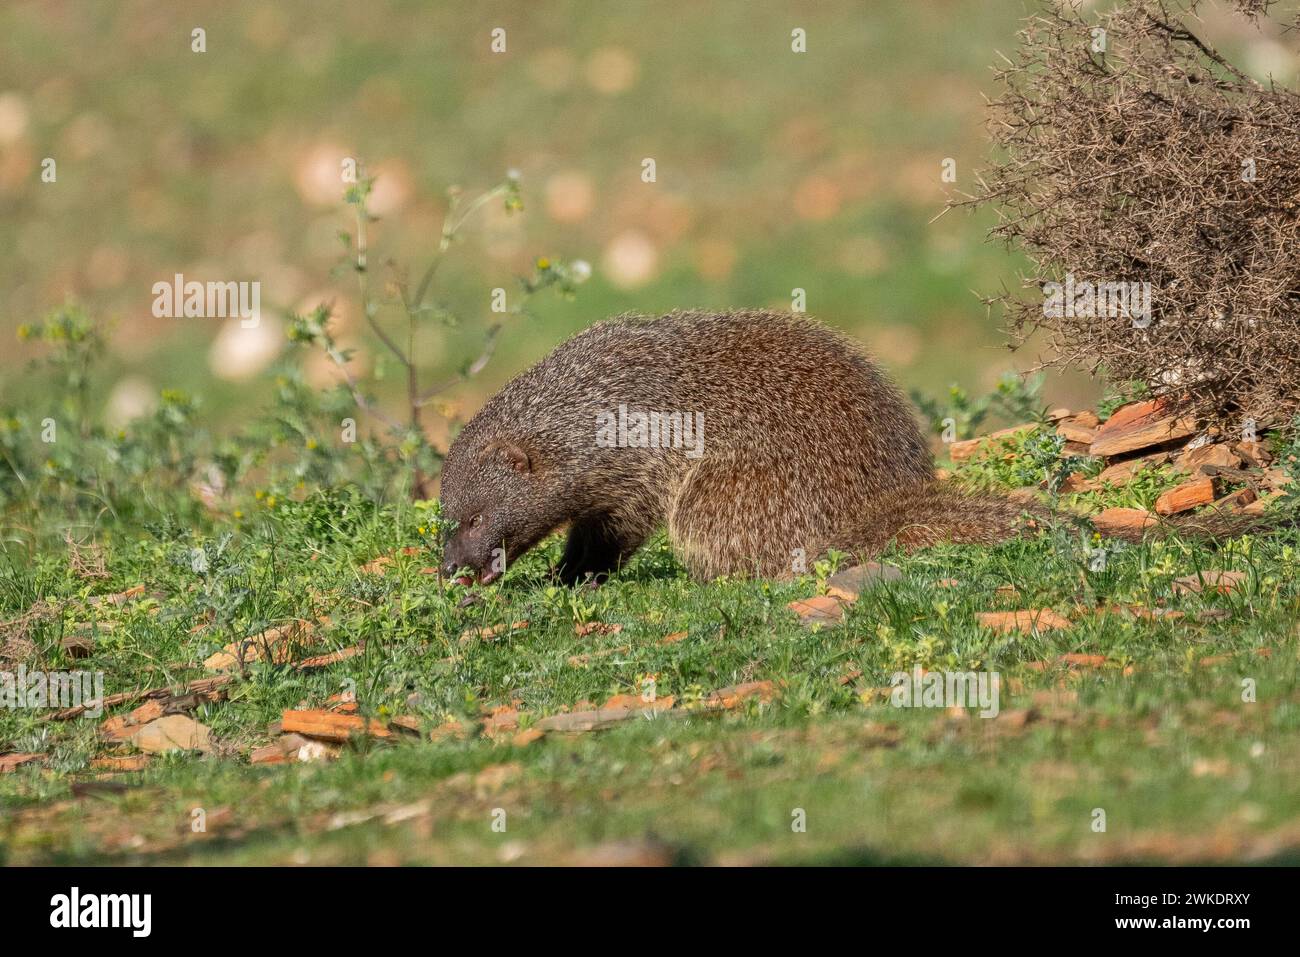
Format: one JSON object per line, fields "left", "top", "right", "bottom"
{"left": 469, "top": 514, "right": 483, "bottom": 528}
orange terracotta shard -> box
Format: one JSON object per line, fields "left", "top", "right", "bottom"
{"left": 1089, "top": 399, "right": 1197, "bottom": 457}
{"left": 204, "top": 619, "right": 318, "bottom": 671}
{"left": 1154, "top": 478, "right": 1216, "bottom": 516}
{"left": 977, "top": 609, "right": 1072, "bottom": 633}
{"left": 280, "top": 709, "right": 393, "bottom": 742}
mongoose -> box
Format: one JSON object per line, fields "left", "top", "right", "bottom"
{"left": 437, "top": 308, "right": 1052, "bottom": 584}
{"left": 438, "top": 309, "right": 1285, "bottom": 585}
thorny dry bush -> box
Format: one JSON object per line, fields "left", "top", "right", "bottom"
{"left": 964, "top": 0, "right": 1300, "bottom": 430}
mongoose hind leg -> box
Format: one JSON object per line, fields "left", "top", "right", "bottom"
{"left": 667, "top": 459, "right": 811, "bottom": 580}
{"left": 555, "top": 512, "right": 647, "bottom": 586}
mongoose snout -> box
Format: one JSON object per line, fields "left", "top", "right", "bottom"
{"left": 439, "top": 438, "right": 549, "bottom": 584}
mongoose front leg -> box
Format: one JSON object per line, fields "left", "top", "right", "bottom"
{"left": 555, "top": 513, "right": 644, "bottom": 586}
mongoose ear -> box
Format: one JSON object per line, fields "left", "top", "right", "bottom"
{"left": 482, "top": 439, "right": 533, "bottom": 474}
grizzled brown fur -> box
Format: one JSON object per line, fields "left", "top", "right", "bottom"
{"left": 438, "top": 309, "right": 1046, "bottom": 584}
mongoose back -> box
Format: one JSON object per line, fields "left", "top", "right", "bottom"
{"left": 437, "top": 308, "right": 1041, "bottom": 583}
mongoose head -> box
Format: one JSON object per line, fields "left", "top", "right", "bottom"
{"left": 437, "top": 435, "right": 563, "bottom": 585}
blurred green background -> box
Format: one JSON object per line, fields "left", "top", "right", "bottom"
{"left": 2, "top": 0, "right": 1296, "bottom": 444}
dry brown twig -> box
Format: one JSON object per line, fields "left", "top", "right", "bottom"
{"left": 65, "top": 531, "right": 109, "bottom": 581}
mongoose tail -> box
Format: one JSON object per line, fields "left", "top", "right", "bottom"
{"left": 826, "top": 481, "right": 1053, "bottom": 559}
{"left": 837, "top": 481, "right": 1295, "bottom": 559}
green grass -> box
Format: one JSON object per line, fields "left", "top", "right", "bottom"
{"left": 3, "top": 468, "right": 1298, "bottom": 864}
{"left": 3, "top": 0, "right": 1300, "bottom": 865}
